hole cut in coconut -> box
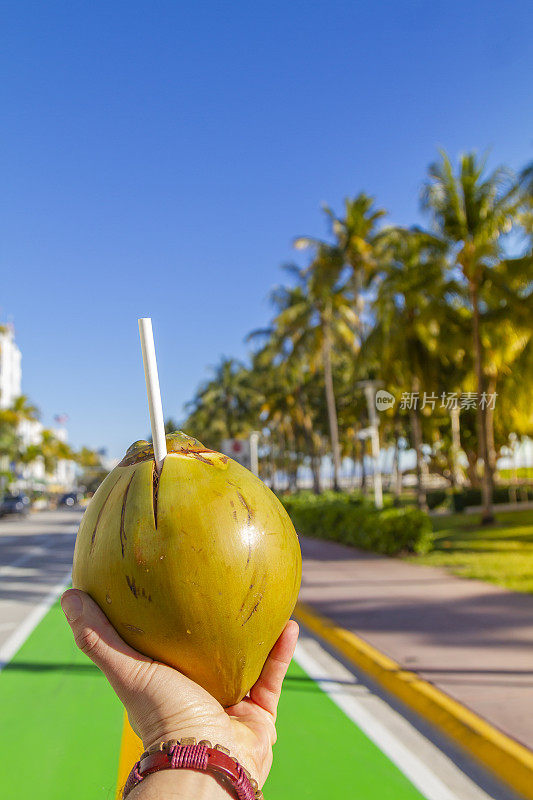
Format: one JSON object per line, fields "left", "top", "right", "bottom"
{"left": 152, "top": 460, "right": 161, "bottom": 529}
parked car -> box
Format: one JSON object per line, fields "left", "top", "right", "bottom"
{"left": 58, "top": 492, "right": 82, "bottom": 508}
{"left": 0, "top": 493, "right": 30, "bottom": 517}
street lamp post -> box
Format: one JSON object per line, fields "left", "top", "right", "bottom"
{"left": 357, "top": 380, "right": 383, "bottom": 509}
{"left": 250, "top": 431, "right": 260, "bottom": 477}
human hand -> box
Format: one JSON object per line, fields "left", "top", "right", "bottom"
{"left": 61, "top": 589, "right": 299, "bottom": 789}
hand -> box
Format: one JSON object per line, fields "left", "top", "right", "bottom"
{"left": 61, "top": 589, "right": 299, "bottom": 788}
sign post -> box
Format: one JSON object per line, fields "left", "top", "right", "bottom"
{"left": 357, "top": 381, "right": 383, "bottom": 509}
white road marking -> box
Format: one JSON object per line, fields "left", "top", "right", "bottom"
{"left": 0, "top": 539, "right": 54, "bottom": 573}
{"left": 0, "top": 570, "right": 72, "bottom": 672}
{"left": 295, "top": 635, "right": 494, "bottom": 800}
{"left": 1, "top": 567, "right": 42, "bottom": 578}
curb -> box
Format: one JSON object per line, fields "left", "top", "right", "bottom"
{"left": 294, "top": 601, "right": 533, "bottom": 800}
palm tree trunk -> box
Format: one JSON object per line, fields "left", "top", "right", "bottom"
{"left": 393, "top": 426, "right": 402, "bottom": 502}
{"left": 470, "top": 283, "right": 494, "bottom": 523}
{"left": 351, "top": 440, "right": 358, "bottom": 490}
{"left": 410, "top": 376, "right": 427, "bottom": 511}
{"left": 305, "top": 432, "right": 321, "bottom": 494}
{"left": 465, "top": 451, "right": 479, "bottom": 488}
{"left": 270, "top": 437, "right": 278, "bottom": 492}
{"left": 486, "top": 376, "right": 497, "bottom": 493}
{"left": 322, "top": 326, "right": 341, "bottom": 491}
{"left": 311, "top": 454, "right": 321, "bottom": 494}
{"left": 359, "top": 437, "right": 367, "bottom": 494}
{"left": 450, "top": 404, "right": 463, "bottom": 489}
{"left": 352, "top": 270, "right": 364, "bottom": 336}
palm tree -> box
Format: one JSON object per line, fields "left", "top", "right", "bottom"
{"left": 1, "top": 395, "right": 40, "bottom": 427}
{"left": 326, "top": 193, "right": 386, "bottom": 302}
{"left": 364, "top": 227, "right": 453, "bottom": 509}
{"left": 479, "top": 252, "right": 533, "bottom": 476}
{"left": 422, "top": 151, "right": 520, "bottom": 522}
{"left": 519, "top": 160, "right": 533, "bottom": 201}
{"left": 39, "top": 429, "right": 74, "bottom": 475}
{"left": 250, "top": 343, "right": 325, "bottom": 493}
{"left": 184, "top": 358, "right": 260, "bottom": 447}
{"left": 295, "top": 193, "right": 386, "bottom": 324}
{"left": 76, "top": 446, "right": 103, "bottom": 468}
{"left": 0, "top": 395, "right": 41, "bottom": 477}
{"left": 261, "top": 249, "right": 358, "bottom": 490}
{"left": 164, "top": 418, "right": 181, "bottom": 435}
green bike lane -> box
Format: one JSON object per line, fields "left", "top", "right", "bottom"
{"left": 0, "top": 599, "right": 426, "bottom": 800}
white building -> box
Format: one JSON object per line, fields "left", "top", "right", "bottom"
{"left": 0, "top": 324, "right": 76, "bottom": 492}
{"left": 15, "top": 418, "right": 75, "bottom": 491}
{"left": 0, "top": 324, "right": 22, "bottom": 408}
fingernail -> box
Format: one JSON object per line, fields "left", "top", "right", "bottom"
{"left": 61, "top": 592, "right": 83, "bottom": 622}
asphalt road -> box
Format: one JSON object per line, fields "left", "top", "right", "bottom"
{"left": 0, "top": 509, "right": 82, "bottom": 659}
{"left": 0, "top": 509, "right": 517, "bottom": 800}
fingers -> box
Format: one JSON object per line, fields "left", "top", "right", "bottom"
{"left": 61, "top": 589, "right": 153, "bottom": 703}
{"left": 249, "top": 619, "right": 299, "bottom": 721}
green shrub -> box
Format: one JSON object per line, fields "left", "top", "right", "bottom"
{"left": 456, "top": 485, "right": 533, "bottom": 507}
{"left": 452, "top": 491, "right": 466, "bottom": 512}
{"left": 426, "top": 489, "right": 447, "bottom": 510}
{"left": 281, "top": 494, "right": 433, "bottom": 555}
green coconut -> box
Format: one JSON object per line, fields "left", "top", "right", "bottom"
{"left": 72, "top": 431, "right": 302, "bottom": 706}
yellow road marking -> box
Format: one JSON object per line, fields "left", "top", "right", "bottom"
{"left": 115, "top": 601, "right": 533, "bottom": 799}
{"left": 294, "top": 601, "right": 533, "bottom": 800}
{"left": 116, "top": 711, "right": 143, "bottom": 799}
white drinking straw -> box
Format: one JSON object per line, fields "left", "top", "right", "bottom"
{"left": 138, "top": 318, "right": 167, "bottom": 472}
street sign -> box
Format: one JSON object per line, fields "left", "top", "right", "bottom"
{"left": 221, "top": 438, "right": 251, "bottom": 469}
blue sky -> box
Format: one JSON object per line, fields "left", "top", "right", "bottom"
{"left": 2, "top": 0, "right": 532, "bottom": 459}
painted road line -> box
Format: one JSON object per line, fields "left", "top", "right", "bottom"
{"left": 295, "top": 630, "right": 493, "bottom": 800}
{"left": 116, "top": 654, "right": 428, "bottom": 800}
{"left": 0, "top": 598, "right": 123, "bottom": 800}
{"left": 0, "top": 569, "right": 71, "bottom": 671}
{"left": 0, "top": 534, "right": 56, "bottom": 571}
{"left": 0, "top": 594, "right": 492, "bottom": 800}
{"left": 0, "top": 542, "right": 51, "bottom": 572}
{"left": 117, "top": 630, "right": 491, "bottom": 799}
{"left": 116, "top": 712, "right": 143, "bottom": 798}
{"left": 294, "top": 601, "right": 533, "bottom": 800}
{"left": 0, "top": 511, "right": 79, "bottom": 652}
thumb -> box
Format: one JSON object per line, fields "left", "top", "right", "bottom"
{"left": 61, "top": 588, "right": 153, "bottom": 702}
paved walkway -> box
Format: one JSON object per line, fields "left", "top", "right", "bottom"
{"left": 299, "top": 536, "right": 533, "bottom": 752}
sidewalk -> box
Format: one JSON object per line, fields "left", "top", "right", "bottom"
{"left": 298, "top": 536, "right": 533, "bottom": 752}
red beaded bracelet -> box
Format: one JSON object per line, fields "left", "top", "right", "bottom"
{"left": 122, "top": 738, "right": 263, "bottom": 800}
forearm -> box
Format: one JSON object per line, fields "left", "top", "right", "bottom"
{"left": 127, "top": 769, "right": 235, "bottom": 800}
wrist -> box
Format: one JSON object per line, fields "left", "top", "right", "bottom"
{"left": 123, "top": 739, "right": 262, "bottom": 800}
{"left": 127, "top": 769, "right": 232, "bottom": 799}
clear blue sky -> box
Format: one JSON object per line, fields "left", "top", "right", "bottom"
{"left": 2, "top": 0, "right": 532, "bottom": 459}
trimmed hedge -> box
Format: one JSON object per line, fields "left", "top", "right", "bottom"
{"left": 426, "top": 489, "right": 447, "bottom": 510}
{"left": 282, "top": 493, "right": 433, "bottom": 555}
{"left": 428, "top": 485, "right": 533, "bottom": 511}
{"left": 459, "top": 485, "right": 533, "bottom": 506}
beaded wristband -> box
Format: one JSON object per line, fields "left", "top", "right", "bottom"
{"left": 122, "top": 738, "right": 263, "bottom": 800}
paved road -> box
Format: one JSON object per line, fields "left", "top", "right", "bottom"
{"left": 0, "top": 510, "right": 82, "bottom": 658}
{"left": 0, "top": 511, "right": 521, "bottom": 799}
{"left": 299, "top": 535, "right": 533, "bottom": 751}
